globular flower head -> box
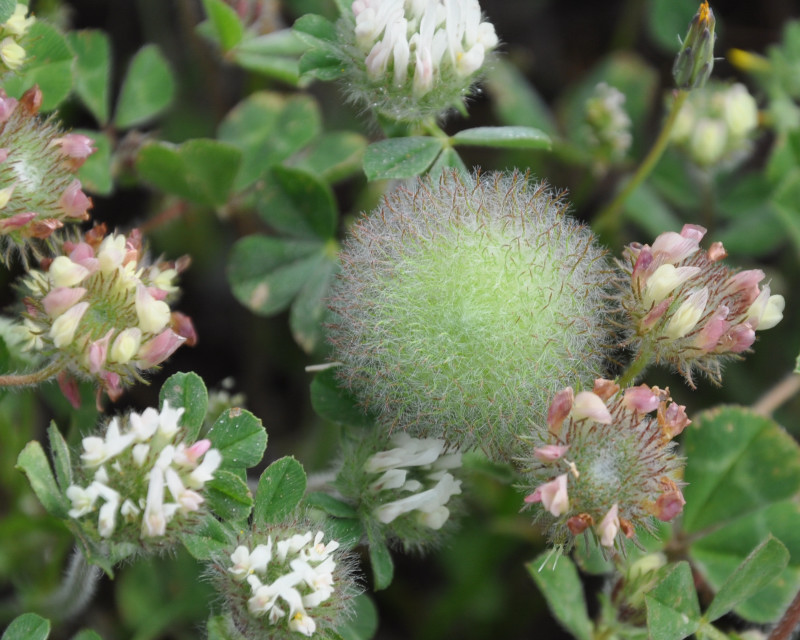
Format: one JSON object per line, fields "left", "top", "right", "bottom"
{"left": 672, "top": 1, "right": 715, "bottom": 90}
{"left": 0, "top": 86, "right": 96, "bottom": 262}
{"left": 19, "top": 225, "right": 195, "bottom": 402}
{"left": 327, "top": 171, "right": 611, "bottom": 458}
{"left": 522, "top": 380, "right": 687, "bottom": 551}
{"left": 670, "top": 82, "right": 760, "bottom": 168}
{"left": 210, "top": 520, "right": 358, "bottom": 640}
{"left": 64, "top": 401, "right": 221, "bottom": 553}
{"left": 613, "top": 224, "right": 784, "bottom": 386}
{"left": 337, "top": 0, "right": 498, "bottom": 122}
{"left": 335, "top": 431, "right": 463, "bottom": 549}
{"left": 0, "top": 4, "right": 34, "bottom": 73}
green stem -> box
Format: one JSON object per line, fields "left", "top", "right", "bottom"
{"left": 617, "top": 346, "right": 653, "bottom": 388}
{"left": 0, "top": 360, "right": 64, "bottom": 387}
{"left": 594, "top": 90, "right": 689, "bottom": 241}
{"left": 37, "top": 548, "right": 101, "bottom": 623}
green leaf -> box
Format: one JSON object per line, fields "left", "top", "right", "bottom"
{"left": 230, "top": 30, "right": 306, "bottom": 84}
{"left": 291, "top": 131, "right": 368, "bottom": 183}
{"left": 256, "top": 166, "right": 337, "bottom": 239}
{"left": 47, "top": 421, "right": 72, "bottom": 491}
{"left": 75, "top": 129, "right": 112, "bottom": 195}
{"left": 70, "top": 631, "right": 102, "bottom": 640}
{"left": 452, "top": 126, "right": 551, "bottom": 150}
{"left": 426, "top": 146, "right": 467, "bottom": 179}
{"left": 253, "top": 456, "right": 307, "bottom": 525}
{"left": 337, "top": 594, "right": 378, "bottom": 640}
{"left": 3, "top": 22, "right": 74, "bottom": 111}
{"left": 159, "top": 372, "right": 209, "bottom": 442}
{"left": 645, "top": 562, "right": 702, "bottom": 640}
{"left": 236, "top": 29, "right": 307, "bottom": 56}
{"left": 306, "top": 491, "right": 358, "bottom": 518}
{"left": 624, "top": 182, "right": 682, "bottom": 238}
{"left": 704, "top": 536, "right": 789, "bottom": 622}
{"left": 218, "top": 92, "right": 321, "bottom": 191}
{"left": 682, "top": 407, "right": 800, "bottom": 534}
{"left": 115, "top": 44, "right": 175, "bottom": 128}
{"left": 228, "top": 235, "right": 324, "bottom": 315}
{"left": 363, "top": 137, "right": 444, "bottom": 181}
{"left": 366, "top": 526, "right": 393, "bottom": 590}
{"left": 16, "top": 441, "right": 68, "bottom": 518}
{"left": 67, "top": 30, "right": 111, "bottom": 124}
{"left": 646, "top": 0, "right": 701, "bottom": 52}
{"left": 231, "top": 51, "right": 301, "bottom": 85}
{"left": 207, "top": 615, "right": 245, "bottom": 640}
{"left": 325, "top": 516, "right": 363, "bottom": 549}
{"left": 289, "top": 251, "right": 338, "bottom": 353}
{"left": 310, "top": 368, "right": 373, "bottom": 428}
{"left": 526, "top": 553, "right": 593, "bottom": 640}
{"left": 181, "top": 514, "right": 230, "bottom": 560}
{"left": 484, "top": 58, "right": 558, "bottom": 134}
{"left": 292, "top": 14, "right": 339, "bottom": 45}
{"left": 136, "top": 139, "right": 242, "bottom": 207}
{"left": 201, "top": 0, "right": 244, "bottom": 51}
{"left": 207, "top": 407, "right": 266, "bottom": 469}
{"left": 2, "top": 613, "right": 50, "bottom": 640}
{"left": 299, "top": 48, "right": 345, "bottom": 81}
{"left": 0, "top": 0, "right": 15, "bottom": 23}
{"left": 206, "top": 469, "right": 253, "bottom": 521}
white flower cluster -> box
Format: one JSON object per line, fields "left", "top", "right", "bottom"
{"left": 584, "top": 83, "right": 632, "bottom": 161}
{"left": 65, "top": 401, "right": 221, "bottom": 539}
{"left": 228, "top": 531, "right": 340, "bottom": 637}
{"left": 352, "top": 0, "right": 498, "bottom": 96}
{"left": 366, "top": 433, "right": 462, "bottom": 529}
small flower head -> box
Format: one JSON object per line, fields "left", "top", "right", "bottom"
{"left": 583, "top": 82, "right": 632, "bottom": 165}
{"left": 673, "top": 1, "right": 716, "bottom": 90}
{"left": 64, "top": 402, "right": 221, "bottom": 552}
{"left": 337, "top": 0, "right": 498, "bottom": 122}
{"left": 522, "top": 381, "right": 686, "bottom": 551}
{"left": 327, "top": 171, "right": 611, "bottom": 458}
{"left": 210, "top": 521, "right": 358, "bottom": 640}
{"left": 613, "top": 225, "right": 783, "bottom": 386}
{"left": 0, "top": 4, "right": 34, "bottom": 72}
{"left": 0, "top": 86, "right": 95, "bottom": 262}
{"left": 19, "top": 225, "right": 195, "bottom": 402}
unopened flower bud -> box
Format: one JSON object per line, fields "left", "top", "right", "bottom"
{"left": 673, "top": 2, "right": 716, "bottom": 90}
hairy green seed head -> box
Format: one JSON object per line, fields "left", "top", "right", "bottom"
{"left": 328, "top": 171, "right": 612, "bottom": 458}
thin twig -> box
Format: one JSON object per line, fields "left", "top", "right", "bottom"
{"left": 752, "top": 372, "right": 800, "bottom": 417}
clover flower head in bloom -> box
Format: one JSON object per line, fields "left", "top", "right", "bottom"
{"left": 613, "top": 224, "right": 784, "bottom": 386}
{"left": 19, "top": 224, "right": 196, "bottom": 404}
{"left": 0, "top": 86, "right": 95, "bottom": 261}
{"left": 339, "top": 0, "right": 498, "bottom": 122}
{"left": 670, "top": 81, "right": 759, "bottom": 168}
{"left": 213, "top": 525, "right": 357, "bottom": 639}
{"left": 64, "top": 401, "right": 221, "bottom": 550}
{"left": 0, "top": 3, "right": 34, "bottom": 72}
{"left": 327, "top": 170, "right": 611, "bottom": 458}
{"left": 523, "top": 379, "right": 687, "bottom": 551}
{"left": 584, "top": 82, "right": 632, "bottom": 165}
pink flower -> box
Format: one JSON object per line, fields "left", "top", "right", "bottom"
{"left": 694, "top": 305, "right": 730, "bottom": 353}
{"left": 51, "top": 134, "right": 96, "bottom": 160}
{"left": 525, "top": 474, "right": 569, "bottom": 517}
{"left": 0, "top": 91, "right": 17, "bottom": 122}
{"left": 59, "top": 180, "right": 92, "bottom": 219}
{"left": 721, "top": 323, "right": 756, "bottom": 353}
{"left": 592, "top": 378, "right": 620, "bottom": 401}
{"left": 623, "top": 384, "right": 660, "bottom": 414}
{"left": 0, "top": 211, "right": 35, "bottom": 230}
{"left": 658, "top": 402, "right": 691, "bottom": 440}
{"left": 88, "top": 329, "right": 114, "bottom": 374}
{"left": 42, "top": 286, "right": 87, "bottom": 317}
{"left": 655, "top": 488, "right": 685, "bottom": 521}
{"left": 533, "top": 444, "right": 569, "bottom": 463}
{"left": 547, "top": 387, "right": 574, "bottom": 435}
{"left": 137, "top": 329, "right": 186, "bottom": 368}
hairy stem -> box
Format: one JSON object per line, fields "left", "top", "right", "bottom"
{"left": 594, "top": 90, "right": 689, "bottom": 241}
{"left": 617, "top": 346, "right": 652, "bottom": 388}
{"left": 0, "top": 360, "right": 64, "bottom": 387}
{"left": 38, "top": 548, "right": 102, "bottom": 623}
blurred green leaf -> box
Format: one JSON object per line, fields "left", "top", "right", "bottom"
{"left": 306, "top": 492, "right": 358, "bottom": 518}
{"left": 624, "top": 182, "right": 682, "bottom": 238}
{"left": 291, "top": 131, "right": 368, "bottom": 183}
{"left": 256, "top": 166, "right": 337, "bottom": 239}
{"left": 237, "top": 29, "right": 307, "bottom": 56}
{"left": 366, "top": 526, "right": 393, "bottom": 590}
{"left": 485, "top": 58, "right": 558, "bottom": 135}
{"left": 338, "top": 594, "right": 378, "bottom": 640}
{"left": 16, "top": 441, "right": 68, "bottom": 518}
{"left": 704, "top": 536, "right": 789, "bottom": 621}
{"left": 4, "top": 22, "right": 74, "bottom": 111}
{"left": 70, "top": 631, "right": 102, "bottom": 640}
{"left": 228, "top": 235, "right": 324, "bottom": 315}
{"left": 310, "top": 368, "right": 373, "bottom": 428}
{"left": 526, "top": 553, "right": 593, "bottom": 640}
{"left": 0, "top": 0, "right": 15, "bottom": 23}
{"left": 115, "top": 44, "right": 175, "bottom": 128}
{"left": 2, "top": 613, "right": 50, "bottom": 640}
{"left": 645, "top": 562, "right": 701, "bottom": 640}
{"left": 207, "top": 615, "right": 244, "bottom": 640}
{"left": 136, "top": 139, "right": 242, "bottom": 206}
{"left": 74, "top": 129, "right": 112, "bottom": 195}
{"left": 201, "top": 0, "right": 244, "bottom": 51}
{"left": 714, "top": 206, "right": 787, "bottom": 256}
{"left": 206, "top": 469, "right": 253, "bottom": 521}
{"left": 293, "top": 13, "right": 338, "bottom": 45}
{"left": 253, "top": 456, "right": 307, "bottom": 525}
{"left": 181, "top": 514, "right": 230, "bottom": 560}
{"left": 646, "top": 0, "right": 701, "bottom": 52}
{"left": 289, "top": 251, "right": 338, "bottom": 353}
{"left": 452, "top": 126, "right": 551, "bottom": 150}
{"left": 218, "top": 92, "right": 321, "bottom": 190}
{"left": 47, "top": 422, "right": 71, "bottom": 492}
{"left": 159, "top": 372, "right": 209, "bottom": 442}
{"left": 232, "top": 50, "right": 301, "bottom": 85}
{"left": 231, "top": 30, "right": 305, "bottom": 84}
{"left": 772, "top": 168, "right": 800, "bottom": 254}
{"left": 67, "top": 30, "right": 110, "bottom": 124}
{"left": 363, "top": 137, "right": 444, "bottom": 181}
{"left": 207, "top": 407, "right": 266, "bottom": 469}
{"left": 299, "top": 47, "right": 345, "bottom": 81}
{"left": 427, "top": 146, "right": 467, "bottom": 179}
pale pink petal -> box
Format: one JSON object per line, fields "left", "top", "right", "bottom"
{"left": 88, "top": 329, "right": 114, "bottom": 374}
{"left": 623, "top": 384, "right": 660, "bottom": 414}
{"left": 42, "top": 286, "right": 87, "bottom": 317}
{"left": 538, "top": 474, "right": 569, "bottom": 517}
{"left": 137, "top": 329, "right": 186, "bottom": 368}
{"left": 571, "top": 391, "right": 612, "bottom": 424}
{"left": 533, "top": 444, "right": 569, "bottom": 462}
{"left": 658, "top": 402, "right": 691, "bottom": 440}
{"left": 655, "top": 489, "right": 685, "bottom": 521}
{"left": 694, "top": 305, "right": 730, "bottom": 353}
{"left": 597, "top": 503, "right": 620, "bottom": 547}
{"left": 59, "top": 180, "right": 92, "bottom": 219}
{"left": 547, "top": 387, "right": 574, "bottom": 435}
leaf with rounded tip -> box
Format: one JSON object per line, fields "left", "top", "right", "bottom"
{"left": 526, "top": 552, "right": 593, "bottom": 640}
{"left": 310, "top": 368, "right": 374, "bottom": 429}
{"left": 293, "top": 14, "right": 338, "bottom": 45}
{"left": 16, "top": 441, "right": 68, "bottom": 518}
{"left": 366, "top": 526, "right": 393, "bottom": 590}
{"left": 181, "top": 514, "right": 230, "bottom": 560}
{"left": 254, "top": 456, "right": 307, "bottom": 525}
{"left": 645, "top": 562, "right": 701, "bottom": 640}
{"left": 159, "top": 372, "right": 209, "bottom": 442}
{"left": 452, "top": 126, "right": 551, "bottom": 150}
{"left": 75, "top": 129, "right": 113, "bottom": 195}
{"left": 306, "top": 492, "right": 358, "bottom": 518}
{"left": 67, "top": 30, "right": 111, "bottom": 124}
{"left": 115, "top": 44, "right": 175, "bottom": 128}
{"left": 206, "top": 469, "right": 253, "bottom": 522}
{"left": 337, "top": 594, "right": 379, "bottom": 640}
{"left": 207, "top": 407, "right": 266, "bottom": 469}
{"left": 363, "top": 137, "right": 444, "bottom": 181}
{"left": 2, "top": 613, "right": 50, "bottom": 640}
{"left": 291, "top": 131, "right": 368, "bottom": 184}
{"left": 200, "top": 0, "right": 244, "bottom": 51}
